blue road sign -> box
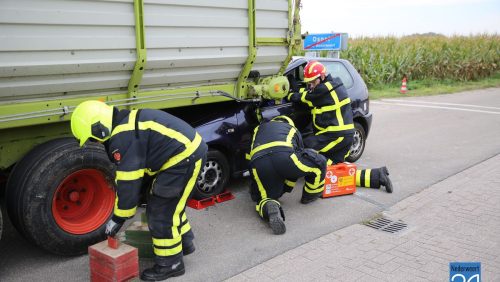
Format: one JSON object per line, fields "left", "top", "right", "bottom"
{"left": 304, "top": 33, "right": 342, "bottom": 51}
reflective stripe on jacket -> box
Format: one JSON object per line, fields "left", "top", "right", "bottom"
{"left": 249, "top": 120, "right": 302, "bottom": 161}
{"left": 299, "top": 75, "right": 354, "bottom": 135}
{"left": 108, "top": 109, "right": 203, "bottom": 218}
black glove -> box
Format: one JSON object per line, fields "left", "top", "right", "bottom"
{"left": 289, "top": 92, "right": 302, "bottom": 103}
{"left": 302, "top": 148, "right": 327, "bottom": 167}
{"left": 105, "top": 215, "right": 126, "bottom": 237}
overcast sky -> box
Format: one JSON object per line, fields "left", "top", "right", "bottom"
{"left": 300, "top": 0, "right": 500, "bottom": 37}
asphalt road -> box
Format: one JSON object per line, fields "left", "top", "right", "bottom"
{"left": 1, "top": 88, "right": 499, "bottom": 281}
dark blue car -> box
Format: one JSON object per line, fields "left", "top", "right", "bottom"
{"left": 167, "top": 57, "right": 372, "bottom": 199}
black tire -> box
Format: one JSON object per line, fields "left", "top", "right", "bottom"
{"left": 346, "top": 122, "right": 366, "bottom": 163}
{"left": 193, "top": 150, "right": 230, "bottom": 199}
{"left": 5, "top": 138, "right": 115, "bottom": 255}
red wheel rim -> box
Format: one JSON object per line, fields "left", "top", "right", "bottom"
{"left": 52, "top": 169, "right": 115, "bottom": 235}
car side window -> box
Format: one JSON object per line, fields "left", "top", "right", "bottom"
{"left": 322, "top": 62, "right": 354, "bottom": 89}
{"left": 297, "top": 65, "right": 305, "bottom": 81}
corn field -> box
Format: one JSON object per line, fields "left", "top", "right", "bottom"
{"left": 321, "top": 35, "right": 499, "bottom": 87}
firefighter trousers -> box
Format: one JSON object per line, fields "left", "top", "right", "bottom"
{"left": 250, "top": 149, "right": 326, "bottom": 219}
{"left": 304, "top": 133, "right": 354, "bottom": 164}
{"left": 356, "top": 168, "right": 384, "bottom": 189}
{"left": 146, "top": 143, "right": 207, "bottom": 266}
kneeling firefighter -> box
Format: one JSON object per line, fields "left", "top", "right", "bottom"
{"left": 71, "top": 100, "right": 207, "bottom": 281}
{"left": 248, "top": 115, "right": 327, "bottom": 235}
{"left": 288, "top": 61, "right": 393, "bottom": 193}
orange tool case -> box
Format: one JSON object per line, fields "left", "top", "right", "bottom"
{"left": 322, "top": 163, "right": 357, "bottom": 198}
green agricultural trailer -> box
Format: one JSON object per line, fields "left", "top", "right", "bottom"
{"left": 0, "top": 0, "right": 302, "bottom": 255}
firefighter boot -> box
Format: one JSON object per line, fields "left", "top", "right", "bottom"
{"left": 182, "top": 240, "right": 195, "bottom": 256}
{"left": 264, "top": 201, "right": 286, "bottom": 235}
{"left": 300, "top": 192, "right": 320, "bottom": 204}
{"left": 379, "top": 167, "right": 393, "bottom": 193}
{"left": 141, "top": 260, "right": 185, "bottom": 281}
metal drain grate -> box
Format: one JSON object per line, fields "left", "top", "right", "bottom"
{"left": 364, "top": 217, "right": 407, "bottom": 233}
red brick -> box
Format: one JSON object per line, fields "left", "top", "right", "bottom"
{"left": 90, "top": 270, "right": 139, "bottom": 282}
{"left": 89, "top": 240, "right": 138, "bottom": 265}
{"left": 90, "top": 258, "right": 138, "bottom": 278}
{"left": 89, "top": 240, "right": 139, "bottom": 282}
{"left": 108, "top": 236, "right": 120, "bottom": 249}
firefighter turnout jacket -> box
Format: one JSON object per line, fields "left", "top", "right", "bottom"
{"left": 289, "top": 74, "right": 355, "bottom": 163}
{"left": 106, "top": 108, "right": 207, "bottom": 263}
{"left": 291, "top": 74, "right": 354, "bottom": 136}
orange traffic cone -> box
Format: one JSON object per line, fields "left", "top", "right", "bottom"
{"left": 400, "top": 77, "right": 408, "bottom": 94}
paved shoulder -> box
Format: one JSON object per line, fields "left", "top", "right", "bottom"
{"left": 227, "top": 154, "right": 500, "bottom": 281}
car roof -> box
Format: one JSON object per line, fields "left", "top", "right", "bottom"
{"left": 286, "top": 56, "right": 351, "bottom": 73}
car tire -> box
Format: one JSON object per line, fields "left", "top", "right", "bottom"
{"left": 193, "top": 150, "right": 229, "bottom": 199}
{"left": 346, "top": 122, "right": 366, "bottom": 163}
{"left": 5, "top": 138, "right": 115, "bottom": 255}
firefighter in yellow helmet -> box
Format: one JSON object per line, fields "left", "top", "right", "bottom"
{"left": 288, "top": 61, "right": 393, "bottom": 193}
{"left": 248, "top": 115, "right": 327, "bottom": 234}
{"left": 71, "top": 100, "right": 207, "bottom": 281}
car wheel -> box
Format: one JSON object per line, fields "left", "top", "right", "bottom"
{"left": 346, "top": 122, "right": 366, "bottom": 163}
{"left": 5, "top": 138, "right": 115, "bottom": 255}
{"left": 193, "top": 150, "right": 229, "bottom": 199}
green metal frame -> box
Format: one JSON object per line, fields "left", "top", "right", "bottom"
{"left": 235, "top": 0, "right": 257, "bottom": 99}
{"left": 256, "top": 38, "right": 288, "bottom": 45}
{"left": 127, "top": 0, "right": 146, "bottom": 105}
{"left": 0, "top": 0, "right": 302, "bottom": 170}
{"left": 0, "top": 122, "right": 70, "bottom": 170}
{"left": 241, "top": 0, "right": 300, "bottom": 87}
{"left": 279, "top": 0, "right": 302, "bottom": 74}
{"left": 0, "top": 83, "right": 235, "bottom": 169}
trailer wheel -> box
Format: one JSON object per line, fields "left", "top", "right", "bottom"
{"left": 193, "top": 150, "right": 229, "bottom": 199}
{"left": 5, "top": 138, "right": 115, "bottom": 255}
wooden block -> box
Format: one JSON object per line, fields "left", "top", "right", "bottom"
{"left": 124, "top": 240, "right": 154, "bottom": 259}
{"left": 123, "top": 221, "right": 154, "bottom": 258}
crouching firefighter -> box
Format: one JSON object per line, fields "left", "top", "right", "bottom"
{"left": 71, "top": 100, "right": 207, "bottom": 281}
{"left": 248, "top": 115, "right": 327, "bottom": 235}
{"left": 288, "top": 60, "right": 393, "bottom": 193}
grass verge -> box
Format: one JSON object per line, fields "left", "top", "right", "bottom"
{"left": 369, "top": 72, "right": 500, "bottom": 100}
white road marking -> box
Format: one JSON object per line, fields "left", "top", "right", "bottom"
{"left": 372, "top": 101, "right": 500, "bottom": 115}
{"left": 382, "top": 99, "right": 500, "bottom": 110}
